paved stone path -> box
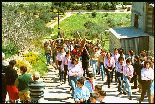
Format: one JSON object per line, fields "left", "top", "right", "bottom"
{"left": 41, "top": 63, "right": 149, "bottom": 103}
{"left": 48, "top": 12, "right": 72, "bottom": 28}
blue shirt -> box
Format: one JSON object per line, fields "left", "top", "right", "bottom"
{"left": 84, "top": 80, "right": 97, "bottom": 93}
{"left": 74, "top": 85, "right": 90, "bottom": 102}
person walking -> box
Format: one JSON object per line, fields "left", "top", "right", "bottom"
{"left": 139, "top": 61, "right": 154, "bottom": 103}
{"left": 97, "top": 50, "right": 106, "bottom": 81}
{"left": 112, "top": 48, "right": 120, "bottom": 83}
{"left": 68, "top": 56, "right": 82, "bottom": 97}
{"left": 91, "top": 47, "right": 100, "bottom": 79}
{"left": 104, "top": 52, "right": 115, "bottom": 88}
{"left": 28, "top": 72, "right": 45, "bottom": 103}
{"left": 56, "top": 48, "right": 66, "bottom": 83}
{"left": 115, "top": 56, "right": 125, "bottom": 93}
{"left": 81, "top": 44, "right": 90, "bottom": 77}
{"left": 2, "top": 52, "right": 9, "bottom": 103}
{"left": 17, "top": 66, "right": 32, "bottom": 103}
{"left": 61, "top": 52, "right": 71, "bottom": 84}
{"left": 5, "top": 60, "right": 19, "bottom": 103}
{"left": 74, "top": 77, "right": 90, "bottom": 103}
{"left": 84, "top": 73, "right": 97, "bottom": 103}
{"left": 44, "top": 41, "right": 52, "bottom": 66}
{"left": 122, "top": 58, "right": 134, "bottom": 100}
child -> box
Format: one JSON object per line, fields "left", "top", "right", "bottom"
{"left": 84, "top": 73, "right": 97, "bottom": 93}
{"left": 123, "top": 58, "right": 134, "bottom": 100}
{"left": 90, "top": 93, "right": 99, "bottom": 103}
{"left": 56, "top": 48, "right": 66, "bottom": 83}
{"left": 104, "top": 52, "right": 115, "bottom": 88}
{"left": 94, "top": 85, "right": 102, "bottom": 95}
{"left": 98, "top": 90, "right": 107, "bottom": 103}
{"left": 74, "top": 77, "right": 90, "bottom": 103}
{"left": 115, "top": 56, "right": 125, "bottom": 93}
{"left": 61, "top": 52, "right": 71, "bottom": 84}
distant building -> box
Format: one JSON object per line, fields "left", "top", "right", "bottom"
{"left": 109, "top": 2, "right": 154, "bottom": 56}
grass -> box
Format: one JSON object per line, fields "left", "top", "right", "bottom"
{"left": 52, "top": 12, "right": 131, "bottom": 50}
{"left": 52, "top": 13, "right": 131, "bottom": 37}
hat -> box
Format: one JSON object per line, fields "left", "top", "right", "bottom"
{"left": 2, "top": 52, "right": 5, "bottom": 58}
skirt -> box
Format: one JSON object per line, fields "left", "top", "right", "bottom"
{"left": 7, "top": 85, "right": 19, "bottom": 100}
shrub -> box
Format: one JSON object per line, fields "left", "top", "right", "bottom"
{"left": 2, "top": 43, "right": 19, "bottom": 58}
{"left": 110, "top": 2, "right": 117, "bottom": 10}
{"left": 104, "top": 13, "right": 108, "bottom": 17}
{"left": 126, "top": 14, "right": 131, "bottom": 19}
{"left": 23, "top": 52, "right": 40, "bottom": 66}
{"left": 106, "top": 18, "right": 117, "bottom": 27}
{"left": 50, "top": 13, "right": 57, "bottom": 19}
{"left": 92, "top": 11, "right": 97, "bottom": 18}
{"left": 15, "top": 58, "right": 32, "bottom": 73}
{"left": 103, "top": 2, "right": 110, "bottom": 10}
{"left": 84, "top": 21, "right": 95, "bottom": 29}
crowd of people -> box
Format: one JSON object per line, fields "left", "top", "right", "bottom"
{"left": 2, "top": 53, "right": 45, "bottom": 103}
{"left": 1, "top": 37, "right": 154, "bottom": 103}
{"left": 44, "top": 38, "right": 154, "bottom": 103}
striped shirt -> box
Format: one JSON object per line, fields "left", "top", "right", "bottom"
{"left": 28, "top": 81, "right": 45, "bottom": 98}
{"left": 123, "top": 64, "right": 134, "bottom": 78}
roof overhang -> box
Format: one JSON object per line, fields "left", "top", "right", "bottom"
{"left": 109, "top": 26, "right": 150, "bottom": 39}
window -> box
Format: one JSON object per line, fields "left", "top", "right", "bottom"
{"left": 134, "top": 14, "right": 139, "bottom": 28}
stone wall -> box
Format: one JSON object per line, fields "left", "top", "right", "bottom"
{"left": 109, "top": 32, "right": 121, "bottom": 52}
{"left": 131, "top": 2, "right": 146, "bottom": 32}
{"left": 148, "top": 36, "right": 154, "bottom": 56}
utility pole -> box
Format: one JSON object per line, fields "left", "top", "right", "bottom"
{"left": 57, "top": 2, "right": 61, "bottom": 39}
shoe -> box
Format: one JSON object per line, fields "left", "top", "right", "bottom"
{"left": 108, "top": 85, "right": 110, "bottom": 88}
{"left": 70, "top": 88, "right": 72, "bottom": 91}
{"left": 118, "top": 89, "right": 120, "bottom": 92}
{"left": 123, "top": 91, "right": 127, "bottom": 95}
{"left": 110, "top": 79, "right": 113, "bottom": 82}
{"left": 104, "top": 82, "right": 107, "bottom": 85}
{"left": 119, "top": 91, "right": 123, "bottom": 94}
{"left": 129, "top": 96, "right": 132, "bottom": 100}
{"left": 131, "top": 86, "right": 137, "bottom": 89}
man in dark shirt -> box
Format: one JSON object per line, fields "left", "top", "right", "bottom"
{"left": 28, "top": 72, "right": 45, "bottom": 103}
{"left": 81, "top": 44, "right": 90, "bottom": 77}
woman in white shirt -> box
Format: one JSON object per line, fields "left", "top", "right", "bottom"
{"left": 139, "top": 61, "right": 154, "bottom": 103}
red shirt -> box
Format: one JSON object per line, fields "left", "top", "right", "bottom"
{"left": 71, "top": 49, "right": 81, "bottom": 56}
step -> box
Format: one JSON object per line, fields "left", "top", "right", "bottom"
{"left": 43, "top": 80, "right": 54, "bottom": 83}
{"left": 147, "top": 15, "right": 153, "bottom": 19}
{"left": 147, "top": 19, "right": 152, "bottom": 23}
{"left": 147, "top": 10, "right": 153, "bottom": 15}
{"left": 147, "top": 24, "right": 152, "bottom": 28}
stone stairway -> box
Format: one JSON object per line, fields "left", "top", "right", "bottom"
{"left": 40, "top": 63, "right": 149, "bottom": 103}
